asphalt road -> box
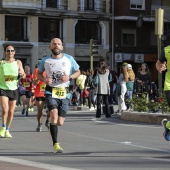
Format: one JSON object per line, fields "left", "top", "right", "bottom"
{"left": 0, "top": 105, "right": 170, "bottom": 170}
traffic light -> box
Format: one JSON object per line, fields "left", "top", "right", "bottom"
{"left": 90, "top": 39, "right": 98, "bottom": 56}
{"left": 90, "top": 39, "right": 99, "bottom": 70}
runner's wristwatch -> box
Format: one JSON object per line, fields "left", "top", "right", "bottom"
{"left": 69, "top": 76, "right": 72, "bottom": 81}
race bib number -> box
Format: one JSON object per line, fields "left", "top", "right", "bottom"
{"left": 4, "top": 75, "right": 15, "bottom": 82}
{"left": 52, "top": 87, "right": 66, "bottom": 99}
{"left": 40, "top": 84, "right": 46, "bottom": 91}
{"left": 23, "top": 82, "right": 30, "bottom": 87}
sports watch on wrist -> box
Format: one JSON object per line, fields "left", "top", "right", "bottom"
{"left": 69, "top": 76, "right": 72, "bottom": 81}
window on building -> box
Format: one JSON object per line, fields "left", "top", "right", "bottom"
{"left": 5, "top": 16, "right": 28, "bottom": 41}
{"left": 130, "top": 0, "right": 145, "bottom": 10}
{"left": 121, "top": 29, "right": 136, "bottom": 46}
{"left": 78, "top": 0, "right": 95, "bottom": 11}
{"left": 75, "top": 20, "right": 101, "bottom": 44}
{"left": 78, "top": 0, "right": 105, "bottom": 12}
{"left": 46, "top": 0, "right": 67, "bottom": 9}
{"left": 84, "top": 0, "right": 94, "bottom": 10}
{"left": 46, "top": 0, "right": 57, "bottom": 8}
{"left": 39, "top": 18, "right": 63, "bottom": 42}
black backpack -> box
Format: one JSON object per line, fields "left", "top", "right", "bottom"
{"left": 89, "top": 76, "right": 96, "bottom": 89}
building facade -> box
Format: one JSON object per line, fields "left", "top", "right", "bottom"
{"left": 0, "top": 0, "right": 111, "bottom": 72}
{"left": 1, "top": 0, "right": 170, "bottom": 81}
{"left": 113, "top": 0, "right": 170, "bottom": 81}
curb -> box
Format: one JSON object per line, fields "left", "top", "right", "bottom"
{"left": 121, "top": 112, "right": 170, "bottom": 124}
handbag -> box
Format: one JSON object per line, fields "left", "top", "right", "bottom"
{"left": 81, "top": 89, "right": 89, "bottom": 98}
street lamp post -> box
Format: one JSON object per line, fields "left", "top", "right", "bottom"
{"left": 136, "top": 9, "right": 164, "bottom": 94}
{"left": 155, "top": 8, "right": 164, "bottom": 95}
{"left": 111, "top": 0, "right": 114, "bottom": 70}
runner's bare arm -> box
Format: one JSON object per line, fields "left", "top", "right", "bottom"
{"left": 17, "top": 60, "right": 26, "bottom": 78}
{"left": 37, "top": 70, "right": 52, "bottom": 85}
{"left": 70, "top": 69, "right": 81, "bottom": 79}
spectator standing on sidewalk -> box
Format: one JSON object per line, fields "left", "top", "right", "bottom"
{"left": 93, "top": 58, "right": 111, "bottom": 118}
{"left": 76, "top": 70, "right": 87, "bottom": 107}
{"left": 125, "top": 64, "right": 135, "bottom": 111}
{"left": 156, "top": 46, "right": 170, "bottom": 141}
{"left": 37, "top": 38, "right": 80, "bottom": 153}
{"left": 85, "top": 69, "right": 96, "bottom": 111}
{"left": 0, "top": 44, "right": 25, "bottom": 138}
{"left": 136, "top": 63, "right": 151, "bottom": 94}
{"left": 116, "top": 64, "right": 128, "bottom": 113}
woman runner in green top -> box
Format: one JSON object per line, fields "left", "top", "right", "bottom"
{"left": 0, "top": 45, "right": 25, "bottom": 138}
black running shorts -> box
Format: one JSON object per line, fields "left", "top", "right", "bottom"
{"left": 36, "top": 97, "right": 45, "bottom": 101}
{"left": 0, "top": 89, "right": 18, "bottom": 101}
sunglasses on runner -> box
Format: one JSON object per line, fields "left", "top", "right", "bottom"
{"left": 6, "top": 50, "right": 15, "bottom": 52}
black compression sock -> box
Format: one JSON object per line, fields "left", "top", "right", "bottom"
{"left": 50, "top": 123, "right": 58, "bottom": 146}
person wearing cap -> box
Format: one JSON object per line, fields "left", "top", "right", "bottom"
{"left": 125, "top": 64, "right": 135, "bottom": 111}
{"left": 156, "top": 46, "right": 170, "bottom": 141}
{"left": 122, "top": 62, "right": 128, "bottom": 66}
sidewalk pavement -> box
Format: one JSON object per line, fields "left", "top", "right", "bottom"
{"left": 68, "top": 104, "right": 170, "bottom": 125}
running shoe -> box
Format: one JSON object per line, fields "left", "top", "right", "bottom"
{"left": 161, "top": 118, "right": 170, "bottom": 141}
{"left": 36, "top": 125, "right": 42, "bottom": 132}
{"left": 162, "top": 119, "right": 168, "bottom": 131}
{"left": 89, "top": 107, "right": 95, "bottom": 111}
{"left": 45, "top": 120, "right": 49, "bottom": 129}
{"left": 21, "top": 108, "right": 26, "bottom": 115}
{"left": 0, "top": 127, "right": 6, "bottom": 137}
{"left": 5, "top": 130, "right": 12, "bottom": 138}
{"left": 30, "top": 107, "right": 34, "bottom": 112}
{"left": 53, "top": 143, "right": 63, "bottom": 153}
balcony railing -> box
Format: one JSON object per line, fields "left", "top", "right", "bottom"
{"left": 2, "top": 0, "right": 41, "bottom": 9}
{"left": 77, "top": 0, "right": 106, "bottom": 13}
{"left": 46, "top": 0, "right": 68, "bottom": 10}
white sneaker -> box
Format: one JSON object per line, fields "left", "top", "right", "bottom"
{"left": 89, "top": 107, "right": 95, "bottom": 111}
{"left": 91, "top": 117, "right": 101, "bottom": 121}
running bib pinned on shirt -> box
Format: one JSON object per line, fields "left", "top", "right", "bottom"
{"left": 40, "top": 84, "right": 46, "bottom": 91}
{"left": 23, "top": 82, "right": 30, "bottom": 87}
{"left": 52, "top": 87, "right": 66, "bottom": 99}
{"left": 4, "top": 75, "right": 15, "bottom": 82}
